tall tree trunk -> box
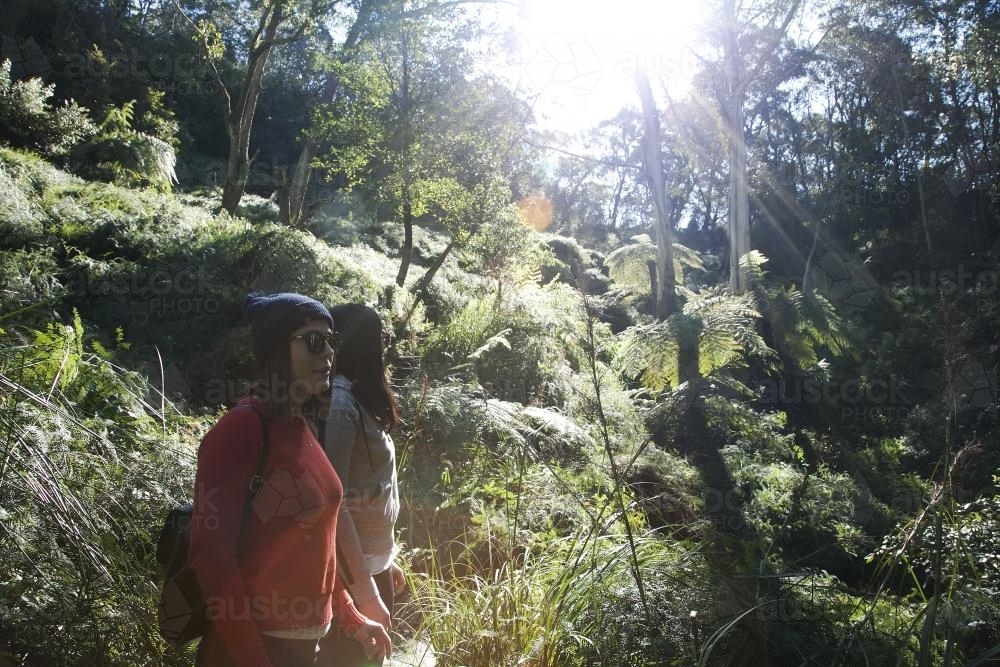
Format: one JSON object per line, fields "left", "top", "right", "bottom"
{"left": 401, "top": 237, "right": 456, "bottom": 329}
{"left": 726, "top": 105, "right": 751, "bottom": 294}
{"left": 719, "top": 0, "right": 801, "bottom": 292}
{"left": 395, "top": 192, "right": 413, "bottom": 286}
{"left": 647, "top": 259, "right": 658, "bottom": 313}
{"left": 279, "top": 140, "right": 319, "bottom": 228}
{"left": 394, "top": 42, "right": 414, "bottom": 287}
{"left": 279, "top": 0, "right": 375, "bottom": 226}
{"left": 221, "top": 126, "right": 252, "bottom": 215}
{"left": 220, "top": 0, "right": 286, "bottom": 216}
{"left": 413, "top": 238, "right": 455, "bottom": 299}
{"left": 635, "top": 70, "right": 678, "bottom": 320}
{"left": 609, "top": 169, "right": 626, "bottom": 227}
{"left": 723, "top": 0, "right": 750, "bottom": 294}
{"left": 677, "top": 317, "right": 701, "bottom": 384}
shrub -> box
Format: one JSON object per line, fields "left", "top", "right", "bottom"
{"left": 0, "top": 157, "right": 45, "bottom": 246}
{"left": 419, "top": 282, "right": 588, "bottom": 406}
{"left": 0, "top": 60, "right": 96, "bottom": 160}
{"left": 541, "top": 233, "right": 593, "bottom": 280}
{"left": 403, "top": 527, "right": 713, "bottom": 667}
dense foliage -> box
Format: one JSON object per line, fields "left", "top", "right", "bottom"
{"left": 1, "top": 0, "right": 998, "bottom": 665}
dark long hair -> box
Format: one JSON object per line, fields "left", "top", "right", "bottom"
{"left": 252, "top": 337, "right": 322, "bottom": 423}
{"left": 330, "top": 304, "right": 400, "bottom": 432}
{"left": 253, "top": 341, "right": 294, "bottom": 421}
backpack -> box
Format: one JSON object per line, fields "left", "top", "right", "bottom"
{"left": 155, "top": 404, "right": 270, "bottom": 648}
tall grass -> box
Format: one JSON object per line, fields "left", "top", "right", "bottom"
{"left": 401, "top": 519, "right": 710, "bottom": 666}
{"left": 0, "top": 315, "right": 199, "bottom": 665}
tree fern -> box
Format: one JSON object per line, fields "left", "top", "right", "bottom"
{"left": 615, "top": 286, "right": 775, "bottom": 391}
{"left": 745, "top": 250, "right": 851, "bottom": 368}
{"left": 606, "top": 234, "right": 705, "bottom": 293}
{"left": 418, "top": 381, "right": 525, "bottom": 448}
{"left": 74, "top": 100, "right": 177, "bottom": 191}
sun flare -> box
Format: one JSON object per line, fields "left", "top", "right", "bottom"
{"left": 515, "top": 0, "right": 706, "bottom": 131}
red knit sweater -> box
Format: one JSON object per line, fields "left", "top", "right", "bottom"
{"left": 189, "top": 398, "right": 365, "bottom": 666}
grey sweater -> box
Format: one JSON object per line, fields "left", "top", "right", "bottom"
{"left": 323, "top": 375, "right": 400, "bottom": 604}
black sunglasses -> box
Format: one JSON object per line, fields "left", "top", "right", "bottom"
{"left": 289, "top": 331, "right": 338, "bottom": 354}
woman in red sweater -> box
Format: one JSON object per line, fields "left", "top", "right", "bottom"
{"left": 189, "top": 292, "right": 391, "bottom": 666}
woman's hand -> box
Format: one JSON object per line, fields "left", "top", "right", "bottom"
{"left": 390, "top": 561, "right": 407, "bottom": 596}
{"left": 352, "top": 618, "right": 391, "bottom": 662}
{"left": 357, "top": 593, "right": 391, "bottom": 630}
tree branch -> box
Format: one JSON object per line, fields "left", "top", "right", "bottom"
{"left": 522, "top": 138, "right": 638, "bottom": 171}
{"left": 170, "top": 0, "right": 232, "bottom": 117}
{"left": 747, "top": 0, "right": 802, "bottom": 84}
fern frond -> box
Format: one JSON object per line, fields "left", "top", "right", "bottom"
{"left": 606, "top": 236, "right": 706, "bottom": 291}
{"left": 132, "top": 131, "right": 177, "bottom": 189}
{"left": 520, "top": 405, "right": 595, "bottom": 453}
{"left": 672, "top": 242, "right": 705, "bottom": 272}
{"left": 478, "top": 396, "right": 526, "bottom": 446}
{"left": 418, "top": 382, "right": 526, "bottom": 447}
{"left": 467, "top": 328, "right": 511, "bottom": 361}
{"left": 606, "top": 237, "right": 655, "bottom": 291}
{"left": 756, "top": 283, "right": 850, "bottom": 369}
{"left": 617, "top": 287, "right": 778, "bottom": 391}
{"left": 740, "top": 249, "right": 769, "bottom": 282}
{"left": 615, "top": 320, "right": 682, "bottom": 391}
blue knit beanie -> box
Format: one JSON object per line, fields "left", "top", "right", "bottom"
{"left": 241, "top": 292, "right": 333, "bottom": 364}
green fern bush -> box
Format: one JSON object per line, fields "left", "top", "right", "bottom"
{"left": 605, "top": 234, "right": 705, "bottom": 295}
{"left": 73, "top": 99, "right": 177, "bottom": 191}
{"left": 418, "top": 282, "right": 589, "bottom": 406}
{"left": 0, "top": 147, "right": 83, "bottom": 247}
{"left": 863, "top": 478, "right": 1000, "bottom": 664}
{"left": 0, "top": 248, "right": 64, "bottom": 323}
{"left": 615, "top": 285, "right": 774, "bottom": 392}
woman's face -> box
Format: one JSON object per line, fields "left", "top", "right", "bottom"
{"left": 288, "top": 319, "right": 335, "bottom": 401}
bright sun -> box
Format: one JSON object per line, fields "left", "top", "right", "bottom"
{"left": 512, "top": 0, "right": 706, "bottom": 132}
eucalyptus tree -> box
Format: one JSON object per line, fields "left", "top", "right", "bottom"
{"left": 901, "top": 0, "right": 1000, "bottom": 246}
{"left": 170, "top": 0, "right": 342, "bottom": 216}
{"left": 541, "top": 110, "right": 648, "bottom": 246}
{"left": 312, "top": 11, "right": 533, "bottom": 288}
{"left": 636, "top": 69, "right": 681, "bottom": 318}
{"left": 279, "top": 0, "right": 506, "bottom": 228}
{"left": 277, "top": 0, "right": 381, "bottom": 227}
{"left": 694, "top": 0, "right": 814, "bottom": 293}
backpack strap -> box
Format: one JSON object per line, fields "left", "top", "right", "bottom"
{"left": 243, "top": 404, "right": 270, "bottom": 495}
{"left": 240, "top": 404, "right": 270, "bottom": 534}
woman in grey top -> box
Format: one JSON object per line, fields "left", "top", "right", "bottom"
{"left": 320, "top": 304, "right": 405, "bottom": 666}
